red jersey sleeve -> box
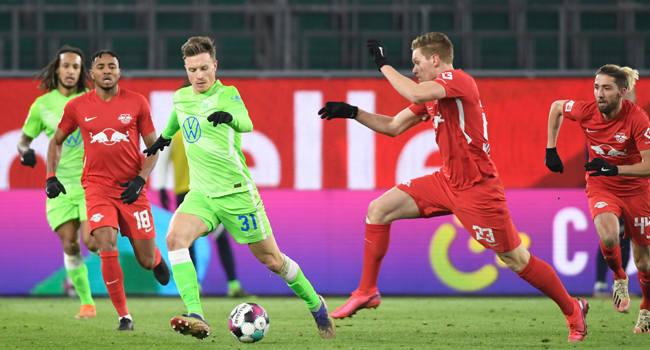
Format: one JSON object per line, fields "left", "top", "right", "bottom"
{"left": 409, "top": 103, "right": 428, "bottom": 117}
{"left": 562, "top": 100, "right": 589, "bottom": 122}
{"left": 137, "top": 95, "right": 156, "bottom": 136}
{"left": 58, "top": 99, "right": 79, "bottom": 135}
{"left": 631, "top": 109, "right": 650, "bottom": 152}
{"left": 433, "top": 71, "right": 466, "bottom": 98}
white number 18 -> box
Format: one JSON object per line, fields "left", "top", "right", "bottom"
{"left": 133, "top": 210, "right": 151, "bottom": 229}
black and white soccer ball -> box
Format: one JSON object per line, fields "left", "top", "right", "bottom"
{"left": 229, "top": 302, "right": 269, "bottom": 343}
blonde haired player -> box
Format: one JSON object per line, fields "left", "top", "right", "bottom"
{"left": 546, "top": 64, "right": 650, "bottom": 333}
{"left": 319, "top": 32, "right": 589, "bottom": 342}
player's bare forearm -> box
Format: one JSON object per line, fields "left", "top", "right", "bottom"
{"left": 16, "top": 133, "right": 34, "bottom": 155}
{"left": 617, "top": 150, "right": 650, "bottom": 177}
{"left": 381, "top": 66, "right": 446, "bottom": 104}
{"left": 355, "top": 107, "right": 421, "bottom": 137}
{"left": 46, "top": 129, "right": 68, "bottom": 174}
{"left": 139, "top": 131, "right": 159, "bottom": 180}
{"left": 547, "top": 100, "right": 566, "bottom": 148}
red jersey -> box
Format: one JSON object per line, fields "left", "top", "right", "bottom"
{"left": 563, "top": 99, "right": 650, "bottom": 195}
{"left": 409, "top": 69, "right": 498, "bottom": 190}
{"left": 58, "top": 88, "right": 155, "bottom": 191}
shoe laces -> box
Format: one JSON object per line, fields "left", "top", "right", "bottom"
{"left": 637, "top": 312, "right": 650, "bottom": 327}
{"left": 614, "top": 279, "right": 629, "bottom": 299}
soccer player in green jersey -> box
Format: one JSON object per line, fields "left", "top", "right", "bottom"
{"left": 16, "top": 45, "right": 98, "bottom": 318}
{"left": 144, "top": 36, "right": 336, "bottom": 340}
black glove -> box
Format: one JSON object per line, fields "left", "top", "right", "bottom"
{"left": 159, "top": 189, "right": 170, "bottom": 210}
{"left": 46, "top": 176, "right": 66, "bottom": 199}
{"left": 318, "top": 102, "right": 359, "bottom": 120}
{"left": 143, "top": 135, "right": 171, "bottom": 157}
{"left": 21, "top": 149, "right": 37, "bottom": 168}
{"left": 585, "top": 158, "right": 618, "bottom": 177}
{"left": 545, "top": 148, "right": 564, "bottom": 173}
{"left": 367, "top": 39, "right": 388, "bottom": 71}
{"left": 119, "top": 176, "right": 146, "bottom": 204}
{"left": 207, "top": 111, "right": 233, "bottom": 127}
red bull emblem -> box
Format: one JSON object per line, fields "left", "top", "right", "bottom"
{"left": 90, "top": 128, "right": 130, "bottom": 146}
{"left": 614, "top": 132, "right": 628, "bottom": 143}
{"left": 118, "top": 114, "right": 132, "bottom": 124}
{"left": 590, "top": 144, "right": 627, "bottom": 158}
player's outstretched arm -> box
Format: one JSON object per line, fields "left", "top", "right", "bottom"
{"left": 319, "top": 102, "right": 421, "bottom": 137}
{"left": 545, "top": 100, "right": 568, "bottom": 173}
{"left": 139, "top": 131, "right": 159, "bottom": 180}
{"left": 16, "top": 133, "right": 36, "bottom": 168}
{"left": 45, "top": 128, "right": 69, "bottom": 198}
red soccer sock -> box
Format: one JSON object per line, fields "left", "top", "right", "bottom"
{"left": 639, "top": 270, "right": 650, "bottom": 311}
{"left": 154, "top": 247, "right": 162, "bottom": 268}
{"left": 100, "top": 250, "right": 129, "bottom": 317}
{"left": 600, "top": 241, "right": 627, "bottom": 280}
{"left": 357, "top": 222, "right": 391, "bottom": 293}
{"left": 517, "top": 253, "right": 575, "bottom": 316}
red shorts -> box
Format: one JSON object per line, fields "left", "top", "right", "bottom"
{"left": 396, "top": 172, "right": 521, "bottom": 253}
{"left": 85, "top": 184, "right": 156, "bottom": 240}
{"left": 587, "top": 186, "right": 650, "bottom": 246}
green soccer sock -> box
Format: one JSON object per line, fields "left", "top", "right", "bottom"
{"left": 169, "top": 249, "right": 203, "bottom": 318}
{"left": 66, "top": 263, "right": 94, "bottom": 306}
{"left": 287, "top": 269, "right": 322, "bottom": 312}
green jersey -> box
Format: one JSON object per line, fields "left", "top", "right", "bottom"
{"left": 22, "top": 89, "right": 86, "bottom": 188}
{"left": 162, "top": 80, "right": 254, "bottom": 198}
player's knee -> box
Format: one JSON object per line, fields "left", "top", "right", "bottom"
{"left": 367, "top": 200, "right": 388, "bottom": 224}
{"left": 599, "top": 233, "right": 619, "bottom": 248}
{"left": 166, "top": 231, "right": 185, "bottom": 251}
{"left": 62, "top": 240, "right": 79, "bottom": 255}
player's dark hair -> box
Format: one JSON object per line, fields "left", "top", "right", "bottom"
{"left": 34, "top": 45, "right": 90, "bottom": 93}
{"left": 90, "top": 50, "right": 121, "bottom": 68}
{"left": 596, "top": 64, "right": 639, "bottom": 90}
{"left": 411, "top": 32, "right": 454, "bottom": 64}
{"left": 182, "top": 36, "right": 216, "bottom": 61}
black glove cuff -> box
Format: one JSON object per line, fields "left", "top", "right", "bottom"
{"left": 350, "top": 106, "right": 359, "bottom": 119}
{"left": 545, "top": 148, "right": 559, "bottom": 157}
{"left": 611, "top": 164, "right": 619, "bottom": 176}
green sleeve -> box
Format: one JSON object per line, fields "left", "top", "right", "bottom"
{"left": 22, "top": 101, "right": 43, "bottom": 138}
{"left": 162, "top": 108, "right": 180, "bottom": 139}
{"left": 223, "top": 86, "right": 253, "bottom": 133}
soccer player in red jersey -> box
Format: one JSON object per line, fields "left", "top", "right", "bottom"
{"left": 319, "top": 32, "right": 588, "bottom": 342}
{"left": 546, "top": 64, "right": 650, "bottom": 333}
{"left": 45, "top": 50, "right": 171, "bottom": 331}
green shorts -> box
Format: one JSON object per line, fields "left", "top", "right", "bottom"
{"left": 46, "top": 187, "right": 87, "bottom": 231}
{"left": 176, "top": 189, "right": 273, "bottom": 244}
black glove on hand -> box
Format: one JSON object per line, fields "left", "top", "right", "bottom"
{"left": 21, "top": 149, "right": 37, "bottom": 168}
{"left": 143, "top": 135, "right": 171, "bottom": 157}
{"left": 207, "top": 111, "right": 233, "bottom": 127}
{"left": 318, "top": 102, "right": 359, "bottom": 120}
{"left": 46, "top": 176, "right": 66, "bottom": 199}
{"left": 120, "top": 176, "right": 146, "bottom": 204}
{"left": 367, "top": 39, "right": 388, "bottom": 71}
{"left": 545, "top": 148, "right": 564, "bottom": 173}
{"left": 585, "top": 158, "right": 618, "bottom": 177}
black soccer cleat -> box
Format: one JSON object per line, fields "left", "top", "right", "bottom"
{"left": 116, "top": 317, "right": 134, "bottom": 331}
{"left": 153, "top": 257, "right": 171, "bottom": 286}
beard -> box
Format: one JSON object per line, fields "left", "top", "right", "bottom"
{"left": 58, "top": 78, "right": 77, "bottom": 90}
{"left": 597, "top": 97, "right": 620, "bottom": 114}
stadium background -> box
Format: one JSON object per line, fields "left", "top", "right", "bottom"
{"left": 0, "top": 0, "right": 648, "bottom": 297}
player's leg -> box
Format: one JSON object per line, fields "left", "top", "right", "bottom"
{"left": 117, "top": 196, "right": 169, "bottom": 285}
{"left": 213, "top": 224, "right": 248, "bottom": 297}
{"left": 595, "top": 213, "right": 628, "bottom": 281}
{"left": 632, "top": 241, "right": 650, "bottom": 333}
{"left": 167, "top": 212, "right": 211, "bottom": 339}
{"left": 248, "top": 235, "right": 335, "bottom": 339}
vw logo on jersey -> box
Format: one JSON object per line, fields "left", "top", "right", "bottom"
{"left": 182, "top": 116, "right": 201, "bottom": 143}
{"left": 64, "top": 128, "right": 83, "bottom": 147}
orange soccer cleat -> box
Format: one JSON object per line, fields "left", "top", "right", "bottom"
{"left": 566, "top": 298, "right": 589, "bottom": 342}
{"left": 170, "top": 313, "right": 210, "bottom": 340}
{"left": 331, "top": 289, "right": 381, "bottom": 319}
{"left": 613, "top": 276, "right": 631, "bottom": 313}
{"left": 75, "top": 304, "right": 96, "bottom": 319}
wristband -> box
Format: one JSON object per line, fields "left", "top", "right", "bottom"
{"left": 47, "top": 172, "right": 56, "bottom": 179}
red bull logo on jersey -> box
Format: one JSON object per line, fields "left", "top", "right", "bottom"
{"left": 89, "top": 128, "right": 130, "bottom": 146}
{"left": 590, "top": 144, "right": 627, "bottom": 158}
{"left": 118, "top": 114, "right": 132, "bottom": 124}
{"left": 614, "top": 132, "right": 628, "bottom": 143}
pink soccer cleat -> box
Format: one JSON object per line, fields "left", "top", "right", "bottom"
{"left": 331, "top": 289, "right": 381, "bottom": 319}
{"left": 613, "top": 276, "right": 631, "bottom": 313}
{"left": 566, "top": 298, "right": 589, "bottom": 342}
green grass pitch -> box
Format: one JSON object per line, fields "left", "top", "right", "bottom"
{"left": 0, "top": 296, "right": 646, "bottom": 349}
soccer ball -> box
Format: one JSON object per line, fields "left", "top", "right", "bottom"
{"left": 229, "top": 302, "right": 269, "bottom": 343}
